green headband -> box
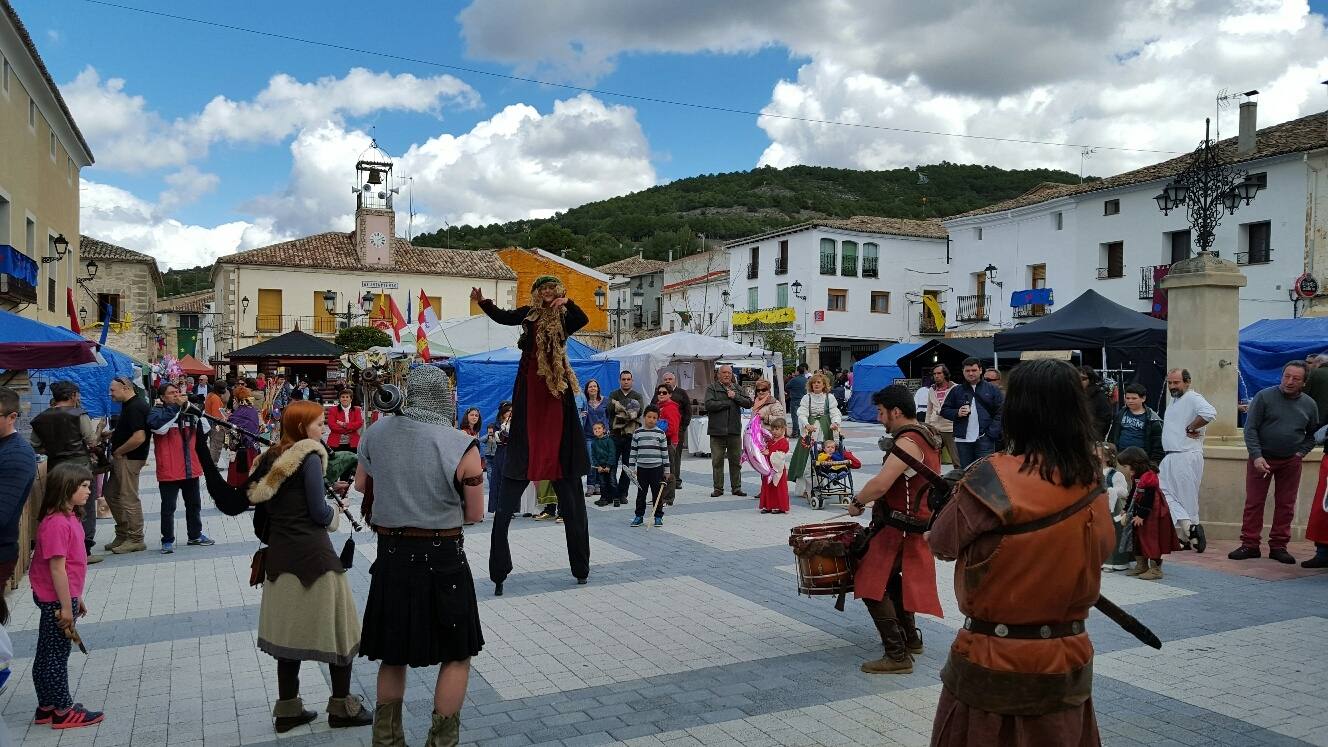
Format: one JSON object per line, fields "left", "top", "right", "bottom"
{"left": 532, "top": 275, "right": 560, "bottom": 291}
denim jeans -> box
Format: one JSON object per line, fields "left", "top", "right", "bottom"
{"left": 954, "top": 436, "right": 995, "bottom": 470}
{"left": 159, "top": 478, "right": 203, "bottom": 543}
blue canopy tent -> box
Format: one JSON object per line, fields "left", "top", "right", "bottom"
{"left": 30, "top": 345, "right": 141, "bottom": 418}
{"left": 452, "top": 341, "right": 620, "bottom": 427}
{"left": 0, "top": 308, "right": 97, "bottom": 369}
{"left": 848, "top": 342, "right": 922, "bottom": 421}
{"left": 1239, "top": 317, "right": 1328, "bottom": 395}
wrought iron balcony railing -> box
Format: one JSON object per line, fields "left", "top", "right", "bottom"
{"left": 955, "top": 295, "right": 990, "bottom": 322}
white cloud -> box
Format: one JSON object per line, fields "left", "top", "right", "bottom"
{"left": 63, "top": 67, "right": 478, "bottom": 172}
{"left": 157, "top": 166, "right": 220, "bottom": 212}
{"left": 459, "top": 0, "right": 1328, "bottom": 175}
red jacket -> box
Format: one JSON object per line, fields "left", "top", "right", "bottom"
{"left": 147, "top": 405, "right": 204, "bottom": 482}
{"left": 326, "top": 404, "right": 364, "bottom": 449}
{"left": 657, "top": 399, "right": 681, "bottom": 446}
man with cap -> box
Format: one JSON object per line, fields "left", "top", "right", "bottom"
{"left": 473, "top": 275, "right": 592, "bottom": 595}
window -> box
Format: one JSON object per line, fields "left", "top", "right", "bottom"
{"left": 669, "top": 318, "right": 675, "bottom": 332}
{"left": 311, "top": 291, "right": 336, "bottom": 333}
{"left": 974, "top": 227, "right": 984, "bottom": 240}
{"left": 776, "top": 283, "right": 788, "bottom": 308}
{"left": 862, "top": 242, "right": 879, "bottom": 277}
{"left": 28, "top": 98, "right": 35, "bottom": 129}
{"left": 776, "top": 239, "right": 789, "bottom": 274}
{"left": 1104, "top": 199, "right": 1120, "bottom": 216}
{"left": 256, "top": 288, "right": 283, "bottom": 332}
{"left": 1, "top": 56, "right": 9, "bottom": 94}
{"left": 1167, "top": 229, "right": 1191, "bottom": 263}
{"left": 178, "top": 314, "right": 200, "bottom": 330}
{"left": 1245, "top": 172, "right": 1268, "bottom": 190}
{"left": 96, "top": 293, "right": 122, "bottom": 322}
{"left": 426, "top": 295, "right": 442, "bottom": 318}
{"left": 67, "top": 156, "right": 74, "bottom": 183}
{"left": 870, "top": 291, "right": 890, "bottom": 314}
{"left": 841, "top": 240, "right": 858, "bottom": 276}
{"left": 25, "top": 218, "right": 35, "bottom": 257}
{"left": 747, "top": 245, "right": 759, "bottom": 279}
{"left": 49, "top": 131, "right": 56, "bottom": 160}
{"left": 48, "top": 278, "right": 55, "bottom": 311}
{"left": 819, "top": 238, "right": 836, "bottom": 274}
{"left": 0, "top": 195, "right": 9, "bottom": 244}
{"left": 1053, "top": 211, "right": 1064, "bottom": 230}
{"left": 746, "top": 287, "right": 758, "bottom": 311}
{"left": 1242, "top": 221, "right": 1271, "bottom": 265}
{"left": 827, "top": 288, "right": 847, "bottom": 312}
{"left": 1099, "top": 242, "right": 1124, "bottom": 278}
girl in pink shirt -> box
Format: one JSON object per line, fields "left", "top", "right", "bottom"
{"left": 30, "top": 462, "right": 103, "bottom": 730}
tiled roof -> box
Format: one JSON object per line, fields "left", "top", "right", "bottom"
{"left": 947, "top": 110, "right": 1328, "bottom": 220}
{"left": 597, "top": 256, "right": 667, "bottom": 277}
{"left": 724, "top": 216, "right": 948, "bottom": 247}
{"left": 217, "top": 232, "right": 517, "bottom": 281}
{"left": 79, "top": 235, "right": 162, "bottom": 288}
{"left": 663, "top": 270, "right": 729, "bottom": 293}
{"left": 157, "top": 291, "right": 213, "bottom": 314}
{"left": 227, "top": 329, "right": 344, "bottom": 360}
{"left": 1, "top": 1, "right": 93, "bottom": 161}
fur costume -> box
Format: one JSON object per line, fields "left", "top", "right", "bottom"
{"left": 526, "top": 281, "right": 579, "bottom": 398}
{"left": 248, "top": 439, "right": 329, "bottom": 506}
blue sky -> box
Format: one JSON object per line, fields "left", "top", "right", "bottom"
{"left": 12, "top": 0, "right": 1328, "bottom": 268}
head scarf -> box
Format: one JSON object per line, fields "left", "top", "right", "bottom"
{"left": 401, "top": 365, "right": 457, "bottom": 426}
{"left": 526, "top": 279, "right": 579, "bottom": 398}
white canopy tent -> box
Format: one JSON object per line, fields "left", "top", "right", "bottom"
{"left": 381, "top": 314, "right": 521, "bottom": 359}
{"left": 594, "top": 332, "right": 784, "bottom": 400}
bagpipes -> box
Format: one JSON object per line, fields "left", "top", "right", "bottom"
{"left": 188, "top": 403, "right": 362, "bottom": 570}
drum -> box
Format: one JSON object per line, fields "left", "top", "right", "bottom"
{"left": 789, "top": 521, "right": 864, "bottom": 596}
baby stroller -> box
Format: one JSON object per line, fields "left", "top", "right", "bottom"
{"left": 806, "top": 434, "right": 861, "bottom": 510}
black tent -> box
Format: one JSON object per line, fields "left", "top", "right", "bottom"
{"left": 993, "top": 290, "right": 1167, "bottom": 406}
{"left": 895, "top": 337, "right": 1021, "bottom": 378}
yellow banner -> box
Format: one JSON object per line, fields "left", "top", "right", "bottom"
{"left": 732, "top": 306, "right": 796, "bottom": 327}
{"left": 921, "top": 295, "right": 945, "bottom": 332}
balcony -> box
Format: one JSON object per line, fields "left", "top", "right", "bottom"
{"left": 1097, "top": 266, "right": 1124, "bottom": 280}
{"left": 819, "top": 256, "right": 836, "bottom": 275}
{"left": 1139, "top": 265, "right": 1168, "bottom": 299}
{"left": 746, "top": 262, "right": 758, "bottom": 280}
{"left": 841, "top": 256, "right": 858, "bottom": 277}
{"left": 775, "top": 256, "right": 788, "bottom": 275}
{"left": 955, "top": 295, "right": 990, "bottom": 322}
{"left": 1236, "top": 250, "right": 1271, "bottom": 266}
{"left": 862, "top": 257, "right": 878, "bottom": 278}
{"left": 1012, "top": 304, "right": 1048, "bottom": 319}
{"left": 919, "top": 312, "right": 944, "bottom": 335}
{"left": 254, "top": 315, "right": 338, "bottom": 335}
{"left": 0, "top": 245, "right": 38, "bottom": 307}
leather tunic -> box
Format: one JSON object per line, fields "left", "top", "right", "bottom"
{"left": 30, "top": 407, "right": 90, "bottom": 464}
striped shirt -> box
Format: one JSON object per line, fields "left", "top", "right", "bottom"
{"left": 629, "top": 428, "right": 670, "bottom": 468}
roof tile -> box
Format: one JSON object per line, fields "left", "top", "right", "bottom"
{"left": 216, "top": 232, "right": 517, "bottom": 281}
{"left": 79, "top": 235, "right": 162, "bottom": 288}
{"left": 597, "top": 256, "right": 667, "bottom": 276}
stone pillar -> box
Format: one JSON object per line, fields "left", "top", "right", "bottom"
{"left": 805, "top": 343, "right": 821, "bottom": 372}
{"left": 1158, "top": 252, "right": 1247, "bottom": 437}
{"left": 1300, "top": 151, "right": 1328, "bottom": 317}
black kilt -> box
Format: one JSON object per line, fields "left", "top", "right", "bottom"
{"left": 359, "top": 535, "right": 484, "bottom": 667}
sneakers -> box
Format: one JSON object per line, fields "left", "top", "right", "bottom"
{"left": 1190, "top": 524, "right": 1207, "bottom": 553}
{"left": 653, "top": 516, "right": 663, "bottom": 527}
{"left": 534, "top": 513, "right": 553, "bottom": 521}
{"left": 111, "top": 540, "right": 147, "bottom": 554}
{"left": 187, "top": 534, "right": 215, "bottom": 546}
{"left": 1227, "top": 546, "right": 1260, "bottom": 560}
{"left": 33, "top": 706, "right": 53, "bottom": 725}
{"left": 49, "top": 704, "right": 104, "bottom": 730}
{"left": 630, "top": 516, "right": 644, "bottom": 527}
{"left": 1269, "top": 548, "right": 1296, "bottom": 565}
{"left": 160, "top": 541, "right": 174, "bottom": 555}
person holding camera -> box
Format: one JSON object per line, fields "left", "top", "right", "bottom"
{"left": 940, "top": 357, "right": 1003, "bottom": 469}
{"left": 472, "top": 277, "right": 592, "bottom": 594}
{"left": 845, "top": 384, "right": 943, "bottom": 675}
{"left": 147, "top": 383, "right": 215, "bottom": 553}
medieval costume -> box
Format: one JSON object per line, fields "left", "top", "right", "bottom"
{"left": 1302, "top": 448, "right": 1328, "bottom": 568}
{"left": 929, "top": 454, "right": 1114, "bottom": 746}
{"left": 853, "top": 424, "right": 944, "bottom": 673}
{"left": 478, "top": 276, "right": 592, "bottom": 592}
{"left": 1124, "top": 468, "right": 1179, "bottom": 579}
{"left": 226, "top": 387, "right": 262, "bottom": 488}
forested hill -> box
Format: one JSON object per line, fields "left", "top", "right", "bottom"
{"left": 413, "top": 163, "right": 1087, "bottom": 267}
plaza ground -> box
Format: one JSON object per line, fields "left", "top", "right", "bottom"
{"left": 4, "top": 423, "right": 1326, "bottom": 746}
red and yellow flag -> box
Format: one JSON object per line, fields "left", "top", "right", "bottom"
{"left": 386, "top": 295, "right": 408, "bottom": 343}
{"left": 416, "top": 297, "right": 432, "bottom": 360}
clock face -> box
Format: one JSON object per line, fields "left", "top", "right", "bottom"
{"left": 369, "top": 231, "right": 387, "bottom": 247}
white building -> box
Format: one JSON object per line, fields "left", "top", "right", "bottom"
{"left": 597, "top": 255, "right": 666, "bottom": 346}
{"left": 723, "top": 217, "right": 949, "bottom": 371}
{"left": 661, "top": 248, "right": 731, "bottom": 338}
{"left": 941, "top": 104, "right": 1327, "bottom": 332}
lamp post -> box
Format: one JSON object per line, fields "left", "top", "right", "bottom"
{"left": 40, "top": 234, "right": 69, "bottom": 265}
{"left": 595, "top": 285, "right": 636, "bottom": 347}
{"left": 1154, "top": 118, "right": 1262, "bottom": 256}
{"left": 76, "top": 259, "right": 98, "bottom": 287}
{"left": 322, "top": 290, "right": 376, "bottom": 330}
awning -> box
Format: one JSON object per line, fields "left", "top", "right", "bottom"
{"left": 1009, "top": 288, "right": 1054, "bottom": 307}
{"left": 0, "top": 244, "right": 38, "bottom": 286}
{"left": 0, "top": 308, "right": 97, "bottom": 369}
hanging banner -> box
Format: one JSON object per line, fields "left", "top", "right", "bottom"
{"left": 731, "top": 306, "right": 796, "bottom": 328}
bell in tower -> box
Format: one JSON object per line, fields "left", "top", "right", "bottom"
{"left": 352, "top": 139, "right": 398, "bottom": 267}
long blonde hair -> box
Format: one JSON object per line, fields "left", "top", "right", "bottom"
{"left": 526, "top": 280, "right": 579, "bottom": 397}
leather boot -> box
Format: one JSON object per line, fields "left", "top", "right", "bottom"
{"left": 1125, "top": 557, "right": 1148, "bottom": 576}
{"left": 371, "top": 699, "right": 407, "bottom": 747}
{"left": 327, "top": 694, "right": 373, "bottom": 728}
{"left": 272, "top": 697, "right": 317, "bottom": 734}
{"left": 901, "top": 611, "right": 923, "bottom": 656}
{"left": 861, "top": 599, "right": 913, "bottom": 674}
{"left": 1138, "top": 560, "right": 1163, "bottom": 581}
{"left": 425, "top": 711, "right": 461, "bottom": 747}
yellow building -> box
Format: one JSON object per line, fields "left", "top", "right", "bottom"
{"left": 0, "top": 1, "right": 94, "bottom": 323}
{"left": 494, "top": 246, "right": 611, "bottom": 346}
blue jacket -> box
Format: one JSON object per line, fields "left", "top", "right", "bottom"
{"left": 940, "top": 380, "right": 1004, "bottom": 442}
{"left": 0, "top": 433, "right": 36, "bottom": 563}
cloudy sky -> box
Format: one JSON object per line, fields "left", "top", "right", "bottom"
{"left": 15, "top": 0, "right": 1328, "bottom": 269}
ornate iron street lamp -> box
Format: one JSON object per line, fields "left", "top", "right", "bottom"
{"left": 1154, "top": 118, "right": 1262, "bottom": 255}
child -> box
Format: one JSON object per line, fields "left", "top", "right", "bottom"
{"left": 589, "top": 422, "right": 620, "bottom": 507}
{"left": 1098, "top": 443, "right": 1133, "bottom": 572}
{"left": 759, "top": 419, "right": 791, "bottom": 514}
{"left": 628, "top": 405, "right": 670, "bottom": 527}
{"left": 30, "top": 462, "right": 104, "bottom": 729}
{"left": 534, "top": 480, "right": 560, "bottom": 522}
{"left": 1117, "top": 446, "right": 1180, "bottom": 580}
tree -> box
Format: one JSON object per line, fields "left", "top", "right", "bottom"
{"left": 335, "top": 325, "right": 391, "bottom": 352}
{"left": 761, "top": 329, "right": 799, "bottom": 375}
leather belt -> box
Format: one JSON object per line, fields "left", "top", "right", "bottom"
{"left": 372, "top": 526, "right": 463, "bottom": 539}
{"left": 963, "top": 617, "right": 1085, "bottom": 639}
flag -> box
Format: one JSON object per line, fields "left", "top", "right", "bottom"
{"left": 415, "top": 322, "right": 431, "bottom": 360}
{"left": 97, "top": 301, "right": 111, "bottom": 346}
{"left": 66, "top": 287, "right": 81, "bottom": 334}
{"left": 419, "top": 289, "right": 440, "bottom": 331}
{"left": 386, "top": 295, "right": 408, "bottom": 343}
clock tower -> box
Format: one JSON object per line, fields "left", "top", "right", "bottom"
{"left": 352, "top": 144, "right": 398, "bottom": 268}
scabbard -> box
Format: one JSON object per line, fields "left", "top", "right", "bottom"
{"left": 1094, "top": 595, "right": 1161, "bottom": 649}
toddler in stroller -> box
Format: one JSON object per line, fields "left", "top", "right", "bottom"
{"left": 807, "top": 435, "right": 861, "bottom": 509}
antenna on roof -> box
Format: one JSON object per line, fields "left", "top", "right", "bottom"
{"left": 1079, "top": 147, "right": 1097, "bottom": 183}
{"left": 1215, "top": 89, "right": 1259, "bottom": 141}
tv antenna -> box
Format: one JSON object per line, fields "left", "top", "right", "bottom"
{"left": 1079, "top": 147, "right": 1097, "bottom": 183}
{"left": 1215, "top": 89, "right": 1259, "bottom": 141}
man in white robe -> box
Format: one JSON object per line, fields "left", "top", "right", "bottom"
{"left": 1159, "top": 368, "right": 1217, "bottom": 551}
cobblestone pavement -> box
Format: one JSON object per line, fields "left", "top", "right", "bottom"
{"left": 4, "top": 424, "right": 1326, "bottom": 746}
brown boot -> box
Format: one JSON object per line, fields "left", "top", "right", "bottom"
{"left": 1138, "top": 560, "right": 1163, "bottom": 581}
{"left": 1125, "top": 557, "right": 1148, "bottom": 576}
{"left": 425, "top": 711, "right": 460, "bottom": 747}
{"left": 861, "top": 599, "right": 914, "bottom": 674}
{"left": 371, "top": 699, "right": 407, "bottom": 747}
{"left": 901, "top": 611, "right": 923, "bottom": 656}
{"left": 327, "top": 694, "right": 373, "bottom": 728}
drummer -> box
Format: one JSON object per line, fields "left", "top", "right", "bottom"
{"left": 845, "top": 384, "right": 944, "bottom": 674}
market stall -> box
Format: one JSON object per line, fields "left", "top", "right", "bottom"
{"left": 452, "top": 341, "right": 619, "bottom": 426}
